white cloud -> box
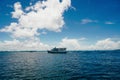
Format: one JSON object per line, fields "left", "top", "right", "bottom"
{"left": 58, "top": 37, "right": 87, "bottom": 50}
{"left": 0, "top": 0, "right": 71, "bottom": 51}
{"left": 105, "top": 21, "right": 115, "bottom": 24}
{"left": 0, "top": 38, "right": 50, "bottom": 51}
{"left": 0, "top": 0, "right": 71, "bottom": 38}
{"left": 0, "top": 22, "right": 38, "bottom": 38}
{"left": 80, "top": 18, "right": 98, "bottom": 24}
{"left": 11, "top": 2, "right": 24, "bottom": 18}
{"left": 57, "top": 38, "right": 120, "bottom": 50}
{"left": 0, "top": 37, "right": 119, "bottom": 51}
{"left": 89, "top": 38, "right": 120, "bottom": 50}
{"left": 0, "top": 1, "right": 119, "bottom": 51}
{"left": 58, "top": 38, "right": 81, "bottom": 50}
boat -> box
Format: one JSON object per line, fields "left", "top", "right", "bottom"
{"left": 48, "top": 47, "right": 67, "bottom": 53}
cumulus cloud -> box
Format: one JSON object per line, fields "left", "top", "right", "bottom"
{"left": 58, "top": 38, "right": 81, "bottom": 50}
{"left": 58, "top": 38, "right": 120, "bottom": 50}
{"left": 58, "top": 37, "right": 89, "bottom": 50}
{"left": 0, "top": 0, "right": 72, "bottom": 51}
{"left": 80, "top": 18, "right": 98, "bottom": 24}
{"left": 0, "top": 0, "right": 119, "bottom": 51}
{"left": 11, "top": 2, "right": 24, "bottom": 18}
{"left": 89, "top": 38, "right": 120, "bottom": 50}
{"left": 0, "top": 22, "right": 38, "bottom": 38}
{"left": 0, "top": 0, "right": 71, "bottom": 38}
{"left": 0, "top": 37, "right": 119, "bottom": 51}
{"left": 0, "top": 38, "right": 50, "bottom": 51}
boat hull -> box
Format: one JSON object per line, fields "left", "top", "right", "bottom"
{"left": 47, "top": 51, "right": 67, "bottom": 54}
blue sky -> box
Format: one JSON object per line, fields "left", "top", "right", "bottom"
{"left": 0, "top": 0, "right": 120, "bottom": 50}
{"left": 65, "top": 0, "right": 120, "bottom": 39}
{"left": 42, "top": 0, "right": 120, "bottom": 44}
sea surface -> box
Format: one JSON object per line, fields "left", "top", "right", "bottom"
{"left": 0, "top": 50, "right": 120, "bottom": 80}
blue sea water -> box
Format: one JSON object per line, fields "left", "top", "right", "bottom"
{"left": 0, "top": 50, "right": 120, "bottom": 80}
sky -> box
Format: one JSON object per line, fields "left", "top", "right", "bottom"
{"left": 0, "top": 0, "right": 120, "bottom": 51}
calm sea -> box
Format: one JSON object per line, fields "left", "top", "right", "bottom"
{"left": 0, "top": 50, "right": 120, "bottom": 80}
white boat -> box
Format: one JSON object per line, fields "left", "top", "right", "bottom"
{"left": 48, "top": 47, "right": 67, "bottom": 53}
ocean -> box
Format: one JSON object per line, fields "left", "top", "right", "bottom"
{"left": 0, "top": 50, "right": 120, "bottom": 80}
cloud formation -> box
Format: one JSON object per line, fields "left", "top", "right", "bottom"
{"left": 80, "top": 19, "right": 115, "bottom": 25}
{"left": 90, "top": 38, "right": 120, "bottom": 50}
{"left": 0, "top": 0, "right": 71, "bottom": 38}
{"left": 0, "top": 37, "right": 119, "bottom": 51}
{"left": 58, "top": 38, "right": 120, "bottom": 50}
{"left": 80, "top": 19, "right": 98, "bottom": 24}
{"left": 0, "top": 38, "right": 50, "bottom": 51}
{"left": 0, "top": 0, "right": 119, "bottom": 51}
{"left": 12, "top": 2, "right": 24, "bottom": 18}
{"left": 59, "top": 37, "right": 81, "bottom": 50}
{"left": 0, "top": 0, "right": 72, "bottom": 51}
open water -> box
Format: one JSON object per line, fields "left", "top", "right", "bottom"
{"left": 0, "top": 50, "right": 120, "bottom": 80}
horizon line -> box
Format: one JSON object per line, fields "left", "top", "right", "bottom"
{"left": 0, "top": 49, "right": 119, "bottom": 52}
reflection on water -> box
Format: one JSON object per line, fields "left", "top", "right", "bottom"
{"left": 0, "top": 51, "right": 120, "bottom": 80}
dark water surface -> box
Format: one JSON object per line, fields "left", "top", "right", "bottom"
{"left": 0, "top": 50, "right": 120, "bottom": 80}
